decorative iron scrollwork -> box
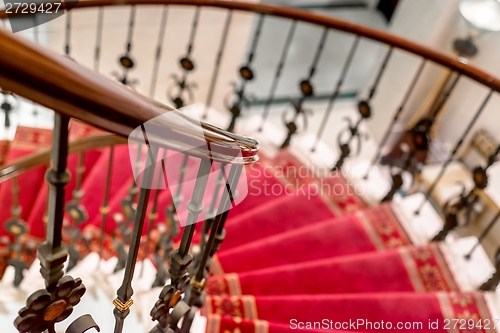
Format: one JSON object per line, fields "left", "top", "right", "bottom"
{"left": 14, "top": 276, "right": 86, "bottom": 333}
{"left": 1, "top": 90, "right": 19, "bottom": 130}
{"left": 280, "top": 98, "right": 312, "bottom": 150}
{"left": 331, "top": 101, "right": 371, "bottom": 171}
{"left": 167, "top": 8, "right": 201, "bottom": 109}
{"left": 225, "top": 79, "right": 255, "bottom": 132}
{"left": 112, "top": 53, "right": 139, "bottom": 89}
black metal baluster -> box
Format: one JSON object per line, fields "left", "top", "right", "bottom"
{"left": 414, "top": 89, "right": 493, "bottom": 214}
{"left": 151, "top": 157, "right": 180, "bottom": 288}
{"left": 202, "top": 10, "right": 233, "bottom": 119}
{"left": 200, "top": 165, "right": 225, "bottom": 252}
{"left": 40, "top": 114, "right": 70, "bottom": 291}
{"left": 465, "top": 210, "right": 500, "bottom": 260}
{"left": 280, "top": 27, "right": 329, "bottom": 149}
{"left": 149, "top": 6, "right": 168, "bottom": 99}
{"left": 113, "top": 136, "right": 158, "bottom": 333}
{"left": 258, "top": 20, "right": 296, "bottom": 132}
{"left": 432, "top": 145, "right": 500, "bottom": 241}
{"left": 188, "top": 164, "right": 242, "bottom": 308}
{"left": 140, "top": 149, "right": 167, "bottom": 278}
{"left": 14, "top": 114, "right": 91, "bottom": 333}
{"left": 166, "top": 154, "right": 189, "bottom": 229}
{"left": 65, "top": 12, "right": 71, "bottom": 56}
{"left": 99, "top": 145, "right": 114, "bottom": 259}
{"left": 168, "top": 7, "right": 201, "bottom": 109}
{"left": 150, "top": 158, "right": 214, "bottom": 333}
{"left": 225, "top": 14, "right": 265, "bottom": 132}
{"left": 113, "top": 144, "right": 143, "bottom": 272}
{"left": 5, "top": 176, "right": 29, "bottom": 287}
{"left": 331, "top": 47, "right": 393, "bottom": 171}
{"left": 311, "top": 36, "right": 360, "bottom": 152}
{"left": 113, "top": 6, "right": 138, "bottom": 88}
{"left": 364, "top": 59, "right": 426, "bottom": 179}
{"left": 94, "top": 7, "right": 104, "bottom": 72}
{"left": 66, "top": 151, "right": 89, "bottom": 272}
{"left": 32, "top": 16, "right": 40, "bottom": 121}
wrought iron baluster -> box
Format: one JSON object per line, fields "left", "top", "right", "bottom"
{"left": 331, "top": 46, "right": 393, "bottom": 171}
{"left": 151, "top": 157, "right": 180, "bottom": 288}
{"left": 99, "top": 145, "right": 114, "bottom": 258}
{"left": 280, "top": 27, "right": 328, "bottom": 149}
{"left": 65, "top": 12, "right": 71, "bottom": 56}
{"left": 113, "top": 139, "right": 159, "bottom": 333}
{"left": 225, "top": 14, "right": 265, "bottom": 132}
{"left": 166, "top": 154, "right": 189, "bottom": 230}
{"left": 40, "top": 114, "right": 70, "bottom": 290}
{"left": 258, "top": 20, "right": 296, "bottom": 132}
{"left": 150, "top": 158, "right": 213, "bottom": 333}
{"left": 168, "top": 7, "right": 201, "bottom": 109}
{"left": 94, "top": 7, "right": 104, "bottom": 72}
{"left": 200, "top": 165, "right": 226, "bottom": 252}
{"left": 414, "top": 89, "right": 493, "bottom": 215}
{"left": 432, "top": 145, "right": 500, "bottom": 241}
{"left": 14, "top": 114, "right": 91, "bottom": 333}
{"left": 112, "top": 6, "right": 138, "bottom": 88}
{"left": 364, "top": 59, "right": 426, "bottom": 179}
{"left": 5, "top": 176, "right": 29, "bottom": 287}
{"left": 32, "top": 16, "right": 40, "bottom": 121}
{"left": 149, "top": 6, "right": 169, "bottom": 99}
{"left": 66, "top": 151, "right": 89, "bottom": 272}
{"left": 202, "top": 10, "right": 233, "bottom": 119}
{"left": 311, "top": 36, "right": 360, "bottom": 152}
{"left": 465, "top": 210, "right": 500, "bottom": 261}
{"left": 140, "top": 149, "right": 167, "bottom": 278}
{"left": 113, "top": 144, "right": 143, "bottom": 272}
{"left": 149, "top": 6, "right": 168, "bottom": 98}
{"left": 188, "top": 164, "right": 242, "bottom": 308}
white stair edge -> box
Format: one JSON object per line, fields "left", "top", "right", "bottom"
{"left": 390, "top": 193, "right": 444, "bottom": 246}
{"left": 483, "top": 292, "right": 500, "bottom": 333}
{"left": 438, "top": 236, "right": 495, "bottom": 291}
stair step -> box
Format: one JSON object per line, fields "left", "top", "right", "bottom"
{"left": 207, "top": 243, "right": 459, "bottom": 296}
{"left": 203, "top": 292, "right": 495, "bottom": 333}
{"left": 212, "top": 203, "right": 411, "bottom": 275}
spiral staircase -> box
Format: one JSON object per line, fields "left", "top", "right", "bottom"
{"left": 1, "top": 1, "right": 500, "bottom": 333}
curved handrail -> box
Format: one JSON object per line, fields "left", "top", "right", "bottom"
{"left": 0, "top": 133, "right": 127, "bottom": 181}
{"left": 1, "top": 0, "right": 499, "bottom": 93}
{"left": 0, "top": 27, "right": 258, "bottom": 164}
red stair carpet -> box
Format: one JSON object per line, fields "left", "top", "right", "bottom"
{"left": 0, "top": 125, "right": 497, "bottom": 333}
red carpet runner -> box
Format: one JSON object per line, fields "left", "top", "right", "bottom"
{"left": 0, "top": 126, "right": 497, "bottom": 332}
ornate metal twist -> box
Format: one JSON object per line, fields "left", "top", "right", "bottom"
{"left": 4, "top": 176, "right": 30, "bottom": 286}
{"left": 432, "top": 145, "right": 500, "bottom": 242}
{"left": 280, "top": 28, "right": 328, "bottom": 149}
{"left": 14, "top": 114, "right": 98, "bottom": 333}
{"left": 280, "top": 97, "right": 312, "bottom": 150}
{"left": 1, "top": 90, "right": 20, "bottom": 130}
{"left": 332, "top": 102, "right": 371, "bottom": 171}
{"left": 66, "top": 152, "right": 89, "bottom": 272}
{"left": 167, "top": 7, "right": 200, "bottom": 109}
{"left": 112, "top": 6, "right": 139, "bottom": 88}
{"left": 381, "top": 130, "right": 429, "bottom": 202}
{"left": 224, "top": 15, "right": 264, "bottom": 131}
{"left": 150, "top": 158, "right": 213, "bottom": 333}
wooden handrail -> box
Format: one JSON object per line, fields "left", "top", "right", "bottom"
{"left": 0, "top": 27, "right": 258, "bottom": 164}
{"left": 2, "top": 0, "right": 499, "bottom": 93}
{"left": 0, "top": 133, "right": 127, "bottom": 181}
